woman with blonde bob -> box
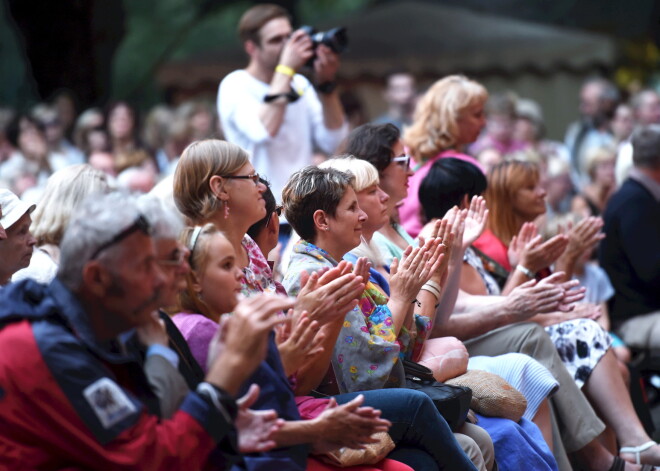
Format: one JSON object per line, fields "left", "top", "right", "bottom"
{"left": 13, "top": 163, "right": 111, "bottom": 283}
{"left": 399, "top": 75, "right": 488, "bottom": 238}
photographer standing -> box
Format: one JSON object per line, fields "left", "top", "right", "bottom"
{"left": 217, "top": 4, "right": 348, "bottom": 202}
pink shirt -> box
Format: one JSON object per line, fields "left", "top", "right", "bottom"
{"left": 400, "top": 150, "right": 485, "bottom": 238}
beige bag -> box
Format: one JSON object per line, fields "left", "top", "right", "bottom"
{"left": 446, "top": 369, "right": 527, "bottom": 422}
{"left": 318, "top": 432, "right": 396, "bottom": 467}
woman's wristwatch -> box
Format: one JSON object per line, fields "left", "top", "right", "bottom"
{"left": 515, "top": 264, "right": 535, "bottom": 279}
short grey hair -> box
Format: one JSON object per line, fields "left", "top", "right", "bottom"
{"left": 137, "top": 194, "right": 184, "bottom": 240}
{"left": 282, "top": 166, "right": 354, "bottom": 242}
{"left": 631, "top": 124, "right": 660, "bottom": 170}
{"left": 58, "top": 192, "right": 145, "bottom": 290}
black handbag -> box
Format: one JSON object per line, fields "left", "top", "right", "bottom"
{"left": 403, "top": 359, "right": 472, "bottom": 432}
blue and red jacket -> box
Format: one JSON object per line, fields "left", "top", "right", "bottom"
{"left": 0, "top": 278, "right": 235, "bottom": 470}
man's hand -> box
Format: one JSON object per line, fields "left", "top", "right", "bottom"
{"left": 279, "top": 29, "right": 314, "bottom": 72}
{"left": 507, "top": 273, "right": 568, "bottom": 320}
{"left": 136, "top": 311, "right": 168, "bottom": 347}
{"left": 311, "top": 395, "right": 391, "bottom": 453}
{"left": 314, "top": 44, "right": 340, "bottom": 84}
{"left": 236, "top": 384, "right": 285, "bottom": 453}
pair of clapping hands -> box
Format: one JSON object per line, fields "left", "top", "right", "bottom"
{"left": 206, "top": 294, "right": 391, "bottom": 454}
{"left": 508, "top": 216, "right": 605, "bottom": 278}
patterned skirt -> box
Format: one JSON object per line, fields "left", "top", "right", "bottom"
{"left": 545, "top": 318, "right": 612, "bottom": 389}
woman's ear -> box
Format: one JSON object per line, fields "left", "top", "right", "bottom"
{"left": 209, "top": 175, "right": 229, "bottom": 202}
{"left": 312, "top": 209, "right": 330, "bottom": 233}
{"left": 189, "top": 271, "right": 203, "bottom": 295}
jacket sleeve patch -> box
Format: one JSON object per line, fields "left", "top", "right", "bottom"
{"left": 83, "top": 377, "right": 137, "bottom": 429}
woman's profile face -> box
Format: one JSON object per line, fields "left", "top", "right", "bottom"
{"left": 223, "top": 162, "right": 267, "bottom": 226}
{"left": 380, "top": 139, "right": 413, "bottom": 204}
{"left": 356, "top": 184, "right": 389, "bottom": 233}
{"left": 512, "top": 178, "right": 547, "bottom": 221}
{"left": 197, "top": 233, "right": 244, "bottom": 315}
{"left": 456, "top": 101, "right": 486, "bottom": 147}
{"left": 326, "top": 186, "right": 367, "bottom": 254}
{"left": 593, "top": 159, "right": 615, "bottom": 186}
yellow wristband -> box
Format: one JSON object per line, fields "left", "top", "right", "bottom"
{"left": 275, "top": 64, "right": 295, "bottom": 77}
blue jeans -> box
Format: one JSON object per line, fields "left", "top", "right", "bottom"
{"left": 335, "top": 389, "right": 478, "bottom": 471}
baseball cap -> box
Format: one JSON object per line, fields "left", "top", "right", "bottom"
{"left": 0, "top": 189, "right": 36, "bottom": 230}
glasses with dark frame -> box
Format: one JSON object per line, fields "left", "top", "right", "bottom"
{"left": 221, "top": 173, "right": 261, "bottom": 185}
{"left": 265, "top": 205, "right": 283, "bottom": 228}
{"left": 90, "top": 214, "right": 152, "bottom": 260}
{"left": 391, "top": 154, "right": 411, "bottom": 169}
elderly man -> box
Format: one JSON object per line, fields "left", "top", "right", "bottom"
{"left": 0, "top": 192, "right": 289, "bottom": 469}
{"left": 600, "top": 124, "right": 660, "bottom": 348}
{"left": 0, "top": 188, "right": 36, "bottom": 285}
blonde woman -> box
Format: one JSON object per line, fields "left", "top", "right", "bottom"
{"left": 13, "top": 164, "right": 111, "bottom": 283}
{"left": 399, "top": 75, "right": 488, "bottom": 238}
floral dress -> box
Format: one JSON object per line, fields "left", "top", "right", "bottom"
{"left": 283, "top": 240, "right": 406, "bottom": 394}
{"left": 240, "top": 234, "right": 287, "bottom": 297}
{"left": 464, "top": 246, "right": 611, "bottom": 389}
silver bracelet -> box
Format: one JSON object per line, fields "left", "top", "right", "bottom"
{"left": 515, "top": 264, "right": 535, "bottom": 278}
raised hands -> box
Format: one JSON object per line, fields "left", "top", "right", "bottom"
{"left": 389, "top": 242, "right": 444, "bottom": 305}
{"left": 279, "top": 30, "right": 314, "bottom": 72}
{"left": 295, "top": 261, "right": 365, "bottom": 326}
{"left": 311, "top": 395, "right": 391, "bottom": 453}
{"left": 205, "top": 293, "right": 292, "bottom": 395}
{"left": 555, "top": 216, "right": 605, "bottom": 278}
{"left": 462, "top": 196, "right": 489, "bottom": 250}
{"left": 508, "top": 222, "right": 569, "bottom": 273}
{"left": 235, "top": 384, "right": 285, "bottom": 453}
{"left": 276, "top": 310, "right": 326, "bottom": 376}
{"left": 314, "top": 44, "right": 340, "bottom": 84}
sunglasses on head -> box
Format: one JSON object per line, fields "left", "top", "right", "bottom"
{"left": 265, "top": 205, "right": 283, "bottom": 227}
{"left": 392, "top": 154, "right": 411, "bottom": 168}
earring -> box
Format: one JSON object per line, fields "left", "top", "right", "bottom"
{"left": 224, "top": 201, "right": 230, "bottom": 219}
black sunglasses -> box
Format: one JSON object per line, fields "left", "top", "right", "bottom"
{"left": 90, "top": 214, "right": 152, "bottom": 260}
{"left": 265, "top": 205, "right": 283, "bottom": 227}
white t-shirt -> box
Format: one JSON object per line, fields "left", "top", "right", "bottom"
{"left": 217, "top": 70, "right": 348, "bottom": 200}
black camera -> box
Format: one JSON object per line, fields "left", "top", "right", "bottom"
{"left": 300, "top": 26, "right": 348, "bottom": 66}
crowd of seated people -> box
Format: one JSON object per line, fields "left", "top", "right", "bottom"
{"left": 1, "top": 3, "right": 660, "bottom": 470}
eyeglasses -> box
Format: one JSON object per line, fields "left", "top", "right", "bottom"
{"left": 157, "top": 245, "right": 188, "bottom": 267}
{"left": 90, "top": 214, "right": 152, "bottom": 260}
{"left": 392, "top": 155, "right": 411, "bottom": 169}
{"left": 221, "top": 173, "right": 261, "bottom": 185}
{"left": 265, "top": 205, "right": 283, "bottom": 227}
